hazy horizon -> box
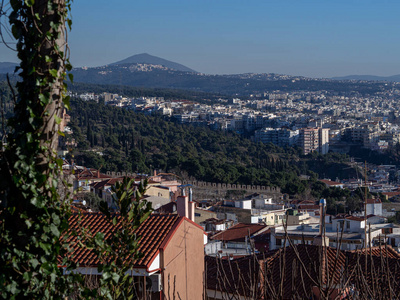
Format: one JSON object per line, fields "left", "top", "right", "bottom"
{"left": 1, "top": 0, "right": 400, "bottom": 78}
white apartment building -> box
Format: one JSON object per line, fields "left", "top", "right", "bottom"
{"left": 297, "top": 127, "right": 330, "bottom": 155}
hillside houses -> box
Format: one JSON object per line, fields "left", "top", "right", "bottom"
{"left": 73, "top": 83, "right": 400, "bottom": 158}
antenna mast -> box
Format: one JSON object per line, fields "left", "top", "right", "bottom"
{"left": 364, "top": 161, "right": 368, "bottom": 274}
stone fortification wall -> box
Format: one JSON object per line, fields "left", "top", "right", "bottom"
{"left": 106, "top": 171, "right": 135, "bottom": 177}
{"left": 104, "top": 171, "right": 281, "bottom": 200}
{"left": 182, "top": 180, "right": 281, "bottom": 200}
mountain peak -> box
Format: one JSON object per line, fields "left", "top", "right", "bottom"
{"left": 110, "top": 53, "right": 197, "bottom": 73}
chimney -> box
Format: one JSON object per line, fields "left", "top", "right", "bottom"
{"left": 189, "top": 188, "right": 193, "bottom": 202}
{"left": 177, "top": 195, "right": 195, "bottom": 222}
{"left": 177, "top": 196, "right": 189, "bottom": 219}
{"left": 318, "top": 198, "right": 326, "bottom": 235}
{"left": 154, "top": 170, "right": 157, "bottom": 177}
{"left": 97, "top": 169, "right": 100, "bottom": 178}
{"left": 314, "top": 198, "right": 329, "bottom": 247}
{"left": 188, "top": 200, "right": 195, "bottom": 222}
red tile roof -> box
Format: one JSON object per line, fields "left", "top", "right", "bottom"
{"left": 351, "top": 245, "right": 400, "bottom": 259}
{"left": 89, "top": 178, "right": 134, "bottom": 190}
{"left": 76, "top": 169, "right": 111, "bottom": 180}
{"left": 366, "top": 198, "right": 381, "bottom": 204}
{"left": 382, "top": 191, "right": 400, "bottom": 198}
{"left": 210, "top": 223, "right": 267, "bottom": 242}
{"left": 206, "top": 244, "right": 400, "bottom": 299}
{"left": 66, "top": 213, "right": 181, "bottom": 268}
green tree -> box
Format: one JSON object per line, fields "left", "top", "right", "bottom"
{"left": 0, "top": 0, "right": 76, "bottom": 298}
{"left": 90, "top": 177, "right": 152, "bottom": 299}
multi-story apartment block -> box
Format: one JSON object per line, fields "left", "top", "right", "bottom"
{"left": 319, "top": 128, "right": 330, "bottom": 154}
{"left": 298, "top": 127, "right": 329, "bottom": 155}
{"left": 380, "top": 131, "right": 400, "bottom": 146}
{"left": 255, "top": 128, "right": 299, "bottom": 147}
{"left": 298, "top": 128, "right": 319, "bottom": 155}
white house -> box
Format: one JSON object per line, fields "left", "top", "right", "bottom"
{"left": 270, "top": 215, "right": 400, "bottom": 251}
{"left": 332, "top": 215, "right": 365, "bottom": 233}
{"left": 234, "top": 199, "right": 252, "bottom": 209}
{"left": 366, "top": 198, "right": 382, "bottom": 216}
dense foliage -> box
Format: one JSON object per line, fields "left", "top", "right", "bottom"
{"left": 67, "top": 99, "right": 365, "bottom": 212}
{"left": 68, "top": 81, "right": 224, "bottom": 102}
{"left": 0, "top": 0, "right": 75, "bottom": 298}
{"left": 68, "top": 99, "right": 300, "bottom": 187}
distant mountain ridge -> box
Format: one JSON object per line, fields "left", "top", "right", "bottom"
{"left": 332, "top": 74, "right": 400, "bottom": 82}
{"left": 110, "top": 53, "right": 197, "bottom": 73}
{"left": 0, "top": 62, "right": 18, "bottom": 74}
{"left": 71, "top": 63, "right": 388, "bottom": 96}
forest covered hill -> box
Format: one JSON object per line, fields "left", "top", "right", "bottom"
{"left": 71, "top": 65, "right": 389, "bottom": 96}
{"left": 66, "top": 99, "right": 369, "bottom": 213}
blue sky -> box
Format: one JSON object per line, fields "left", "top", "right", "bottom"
{"left": 1, "top": 0, "right": 400, "bottom": 77}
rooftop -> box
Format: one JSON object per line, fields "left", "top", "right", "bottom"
{"left": 66, "top": 213, "right": 181, "bottom": 268}
{"left": 210, "top": 223, "right": 267, "bottom": 242}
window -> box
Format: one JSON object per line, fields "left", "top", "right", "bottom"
{"left": 337, "top": 220, "right": 344, "bottom": 229}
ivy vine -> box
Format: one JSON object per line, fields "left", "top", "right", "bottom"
{"left": 0, "top": 0, "right": 76, "bottom": 299}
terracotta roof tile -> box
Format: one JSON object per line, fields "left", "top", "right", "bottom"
{"left": 206, "top": 244, "right": 400, "bottom": 299}
{"left": 210, "top": 223, "right": 267, "bottom": 242}
{"left": 382, "top": 191, "right": 400, "bottom": 197}
{"left": 366, "top": 198, "right": 381, "bottom": 204}
{"left": 351, "top": 245, "right": 400, "bottom": 259}
{"left": 65, "top": 213, "right": 181, "bottom": 268}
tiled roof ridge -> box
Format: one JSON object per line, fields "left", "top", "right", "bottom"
{"left": 319, "top": 179, "right": 342, "bottom": 185}
{"left": 207, "top": 244, "right": 400, "bottom": 298}
{"left": 349, "top": 244, "right": 400, "bottom": 258}
{"left": 65, "top": 213, "right": 181, "bottom": 268}
{"left": 210, "top": 222, "right": 267, "bottom": 241}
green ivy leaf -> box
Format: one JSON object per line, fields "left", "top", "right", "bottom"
{"left": 112, "top": 273, "right": 120, "bottom": 284}
{"left": 67, "top": 19, "right": 72, "bottom": 30}
{"left": 95, "top": 232, "right": 105, "bottom": 247}
{"left": 25, "top": 219, "right": 33, "bottom": 229}
{"left": 63, "top": 95, "right": 71, "bottom": 110}
{"left": 11, "top": 25, "right": 19, "bottom": 39}
{"left": 68, "top": 73, "right": 74, "bottom": 83}
{"left": 55, "top": 158, "right": 64, "bottom": 167}
{"left": 49, "top": 69, "right": 58, "bottom": 77}
{"left": 54, "top": 115, "right": 62, "bottom": 125}
{"left": 39, "top": 94, "right": 49, "bottom": 105}
{"left": 50, "top": 223, "right": 60, "bottom": 238}
{"left": 30, "top": 258, "right": 39, "bottom": 268}
{"left": 24, "top": 0, "right": 34, "bottom": 7}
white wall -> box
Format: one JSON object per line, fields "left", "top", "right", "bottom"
{"left": 235, "top": 199, "right": 252, "bottom": 209}
{"left": 366, "top": 203, "right": 382, "bottom": 216}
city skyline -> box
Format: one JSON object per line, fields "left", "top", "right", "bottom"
{"left": 1, "top": 0, "right": 400, "bottom": 78}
